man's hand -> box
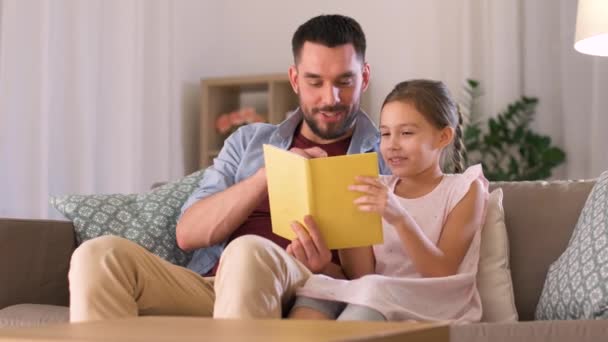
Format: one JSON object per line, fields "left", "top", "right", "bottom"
{"left": 289, "top": 146, "right": 328, "bottom": 159}
{"left": 286, "top": 215, "right": 332, "bottom": 274}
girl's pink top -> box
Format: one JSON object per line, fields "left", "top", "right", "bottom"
{"left": 296, "top": 164, "right": 489, "bottom": 323}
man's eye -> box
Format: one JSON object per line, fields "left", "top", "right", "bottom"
{"left": 308, "top": 82, "right": 322, "bottom": 87}
{"left": 337, "top": 79, "right": 353, "bottom": 86}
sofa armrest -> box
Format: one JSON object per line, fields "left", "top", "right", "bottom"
{"left": 0, "top": 218, "right": 75, "bottom": 309}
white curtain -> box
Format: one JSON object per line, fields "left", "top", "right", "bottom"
{"left": 522, "top": 0, "right": 608, "bottom": 179}
{"left": 1, "top": 0, "right": 606, "bottom": 220}
{"left": 449, "top": 0, "right": 608, "bottom": 180}
{"left": 0, "top": 0, "right": 187, "bottom": 219}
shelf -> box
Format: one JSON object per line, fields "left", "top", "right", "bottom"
{"left": 199, "top": 74, "right": 299, "bottom": 168}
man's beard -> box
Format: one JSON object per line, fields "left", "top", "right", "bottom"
{"left": 302, "top": 103, "right": 359, "bottom": 140}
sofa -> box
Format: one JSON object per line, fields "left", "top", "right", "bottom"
{"left": 1, "top": 178, "right": 607, "bottom": 341}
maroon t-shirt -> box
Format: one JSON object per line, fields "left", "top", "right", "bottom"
{"left": 205, "top": 128, "right": 351, "bottom": 276}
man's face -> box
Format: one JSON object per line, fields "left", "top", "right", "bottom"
{"left": 289, "top": 42, "right": 370, "bottom": 143}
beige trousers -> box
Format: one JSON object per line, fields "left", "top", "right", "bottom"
{"left": 68, "top": 235, "right": 311, "bottom": 322}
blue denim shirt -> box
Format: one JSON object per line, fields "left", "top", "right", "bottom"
{"left": 182, "top": 108, "right": 389, "bottom": 275}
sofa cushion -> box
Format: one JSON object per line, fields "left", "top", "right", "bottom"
{"left": 50, "top": 170, "right": 205, "bottom": 266}
{"left": 477, "top": 189, "right": 518, "bottom": 322}
{"left": 0, "top": 304, "right": 69, "bottom": 327}
{"left": 535, "top": 170, "right": 608, "bottom": 319}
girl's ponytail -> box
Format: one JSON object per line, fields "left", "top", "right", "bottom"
{"left": 452, "top": 106, "right": 465, "bottom": 173}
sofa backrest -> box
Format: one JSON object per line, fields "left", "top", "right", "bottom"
{"left": 489, "top": 179, "right": 596, "bottom": 321}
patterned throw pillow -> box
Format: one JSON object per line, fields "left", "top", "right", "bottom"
{"left": 535, "top": 170, "right": 608, "bottom": 319}
{"left": 50, "top": 170, "right": 205, "bottom": 266}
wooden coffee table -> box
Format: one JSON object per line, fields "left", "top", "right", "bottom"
{"left": 0, "top": 316, "right": 448, "bottom": 341}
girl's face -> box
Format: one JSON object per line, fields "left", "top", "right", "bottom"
{"left": 379, "top": 100, "right": 452, "bottom": 178}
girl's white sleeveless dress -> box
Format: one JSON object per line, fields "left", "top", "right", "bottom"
{"left": 296, "top": 164, "right": 489, "bottom": 323}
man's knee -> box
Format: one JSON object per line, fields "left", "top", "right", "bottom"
{"left": 71, "top": 235, "right": 135, "bottom": 263}
{"left": 220, "top": 235, "right": 285, "bottom": 268}
{"left": 69, "top": 235, "right": 139, "bottom": 282}
{"left": 214, "top": 235, "right": 309, "bottom": 319}
{"left": 223, "top": 235, "right": 277, "bottom": 254}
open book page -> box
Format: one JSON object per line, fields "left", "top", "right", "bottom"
{"left": 263, "top": 144, "right": 311, "bottom": 241}
{"left": 263, "top": 144, "right": 383, "bottom": 249}
{"left": 309, "top": 152, "right": 383, "bottom": 249}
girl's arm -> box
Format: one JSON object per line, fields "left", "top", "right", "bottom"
{"left": 338, "top": 246, "right": 375, "bottom": 279}
{"left": 351, "top": 177, "right": 486, "bottom": 278}
{"left": 392, "top": 179, "right": 485, "bottom": 277}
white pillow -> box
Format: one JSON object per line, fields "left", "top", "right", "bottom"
{"left": 477, "top": 188, "right": 519, "bottom": 322}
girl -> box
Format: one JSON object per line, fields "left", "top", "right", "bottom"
{"left": 288, "top": 79, "right": 489, "bottom": 323}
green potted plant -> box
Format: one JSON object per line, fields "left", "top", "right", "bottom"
{"left": 461, "top": 79, "right": 566, "bottom": 181}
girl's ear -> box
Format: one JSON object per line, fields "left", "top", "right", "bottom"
{"left": 437, "top": 126, "right": 455, "bottom": 149}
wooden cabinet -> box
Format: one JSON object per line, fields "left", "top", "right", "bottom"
{"left": 199, "top": 74, "right": 299, "bottom": 168}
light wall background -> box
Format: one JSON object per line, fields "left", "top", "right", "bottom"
{"left": 1, "top": 0, "right": 607, "bottom": 219}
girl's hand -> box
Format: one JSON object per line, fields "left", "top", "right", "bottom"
{"left": 349, "top": 176, "right": 406, "bottom": 226}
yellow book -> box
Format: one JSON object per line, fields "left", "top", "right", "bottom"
{"left": 263, "top": 144, "right": 383, "bottom": 249}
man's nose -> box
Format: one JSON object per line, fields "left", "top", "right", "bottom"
{"left": 321, "top": 85, "right": 340, "bottom": 106}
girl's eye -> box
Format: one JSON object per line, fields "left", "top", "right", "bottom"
{"left": 380, "top": 132, "right": 389, "bottom": 137}
{"left": 402, "top": 131, "right": 413, "bottom": 135}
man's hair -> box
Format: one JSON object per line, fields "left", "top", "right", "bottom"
{"left": 291, "top": 14, "right": 366, "bottom": 63}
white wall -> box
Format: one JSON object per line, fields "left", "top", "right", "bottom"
{"left": 2, "top": 0, "right": 604, "bottom": 219}
{"left": 173, "top": 0, "right": 607, "bottom": 180}
{"left": 172, "top": 0, "right": 530, "bottom": 174}
{"left": 182, "top": 0, "right": 473, "bottom": 121}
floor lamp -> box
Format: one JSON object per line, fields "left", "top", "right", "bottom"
{"left": 574, "top": 0, "right": 608, "bottom": 56}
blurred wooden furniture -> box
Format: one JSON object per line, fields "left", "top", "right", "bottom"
{"left": 0, "top": 316, "right": 448, "bottom": 342}
{"left": 199, "top": 74, "right": 298, "bottom": 168}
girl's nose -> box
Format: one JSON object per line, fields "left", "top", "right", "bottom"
{"left": 389, "top": 135, "right": 400, "bottom": 149}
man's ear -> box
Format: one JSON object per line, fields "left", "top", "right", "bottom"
{"left": 288, "top": 65, "right": 299, "bottom": 94}
{"left": 361, "top": 62, "right": 371, "bottom": 92}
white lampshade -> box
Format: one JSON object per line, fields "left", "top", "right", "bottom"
{"left": 574, "top": 0, "right": 608, "bottom": 56}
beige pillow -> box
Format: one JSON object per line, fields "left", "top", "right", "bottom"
{"left": 477, "top": 188, "right": 519, "bottom": 322}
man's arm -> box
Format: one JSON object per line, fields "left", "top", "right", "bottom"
{"left": 176, "top": 167, "right": 267, "bottom": 251}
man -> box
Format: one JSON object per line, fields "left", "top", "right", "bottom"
{"left": 69, "top": 14, "right": 388, "bottom": 322}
